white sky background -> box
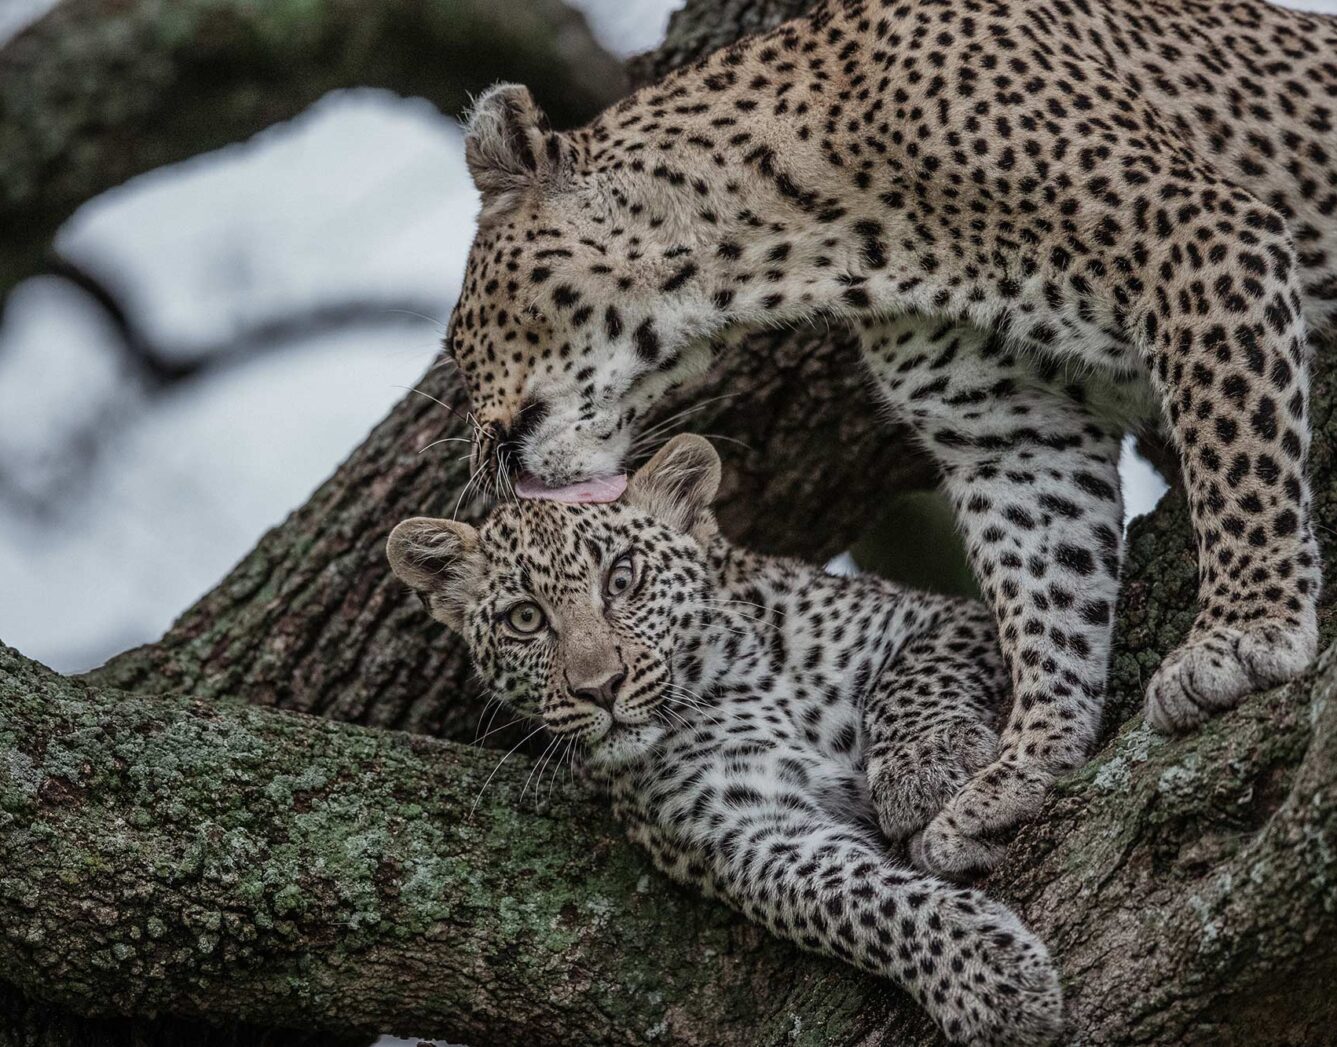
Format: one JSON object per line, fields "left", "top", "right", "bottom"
{"left": 0, "top": 0, "right": 1331, "bottom": 675}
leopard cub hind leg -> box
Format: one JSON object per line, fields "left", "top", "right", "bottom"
{"left": 640, "top": 817, "right": 1063, "bottom": 1047}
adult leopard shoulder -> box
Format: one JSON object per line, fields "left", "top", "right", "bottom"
{"left": 444, "top": 0, "right": 1335, "bottom": 876}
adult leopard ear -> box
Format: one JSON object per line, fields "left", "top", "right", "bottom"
{"left": 386, "top": 517, "right": 480, "bottom": 632}
{"left": 464, "top": 83, "right": 566, "bottom": 214}
{"left": 626, "top": 434, "right": 722, "bottom": 539}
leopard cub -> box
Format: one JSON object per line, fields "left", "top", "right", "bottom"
{"left": 388, "top": 435, "right": 1062, "bottom": 1046}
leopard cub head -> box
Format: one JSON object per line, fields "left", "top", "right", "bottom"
{"left": 388, "top": 435, "right": 722, "bottom": 769}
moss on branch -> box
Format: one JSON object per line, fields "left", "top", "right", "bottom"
{"left": 0, "top": 645, "right": 798, "bottom": 1045}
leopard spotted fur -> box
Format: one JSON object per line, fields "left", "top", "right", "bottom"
{"left": 442, "top": 0, "right": 1335, "bottom": 875}
{"left": 388, "top": 435, "right": 1063, "bottom": 1046}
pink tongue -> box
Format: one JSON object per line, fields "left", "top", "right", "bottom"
{"left": 515, "top": 473, "right": 628, "bottom": 504}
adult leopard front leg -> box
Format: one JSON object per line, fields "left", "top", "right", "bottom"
{"left": 1135, "top": 190, "right": 1321, "bottom": 734}
{"left": 862, "top": 316, "right": 1125, "bottom": 876}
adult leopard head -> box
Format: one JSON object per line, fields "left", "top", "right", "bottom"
{"left": 388, "top": 434, "right": 722, "bottom": 769}
{"left": 448, "top": 82, "right": 763, "bottom": 496}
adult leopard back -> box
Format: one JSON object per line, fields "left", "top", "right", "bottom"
{"left": 443, "top": 0, "right": 1335, "bottom": 876}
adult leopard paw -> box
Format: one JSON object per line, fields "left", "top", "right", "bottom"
{"left": 1146, "top": 617, "right": 1316, "bottom": 734}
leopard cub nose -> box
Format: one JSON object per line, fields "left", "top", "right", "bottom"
{"left": 570, "top": 668, "right": 627, "bottom": 711}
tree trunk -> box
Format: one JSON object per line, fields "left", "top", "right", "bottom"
{"left": 0, "top": 982, "right": 368, "bottom": 1047}
{"left": 3, "top": 0, "right": 1336, "bottom": 1043}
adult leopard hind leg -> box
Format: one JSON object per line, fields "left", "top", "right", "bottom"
{"left": 864, "top": 595, "right": 1007, "bottom": 844}
{"left": 861, "top": 315, "right": 1124, "bottom": 878}
{"left": 1138, "top": 192, "right": 1321, "bottom": 733}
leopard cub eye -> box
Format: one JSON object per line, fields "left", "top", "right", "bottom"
{"left": 605, "top": 554, "right": 636, "bottom": 597}
{"left": 506, "top": 601, "right": 546, "bottom": 635}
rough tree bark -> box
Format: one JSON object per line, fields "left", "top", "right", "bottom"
{"left": 3, "top": 0, "right": 1335, "bottom": 1044}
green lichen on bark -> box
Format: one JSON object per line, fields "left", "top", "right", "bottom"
{"left": 0, "top": 645, "right": 804, "bottom": 1045}
{"left": 7, "top": 630, "right": 1337, "bottom": 1045}
{"left": 996, "top": 646, "right": 1337, "bottom": 1046}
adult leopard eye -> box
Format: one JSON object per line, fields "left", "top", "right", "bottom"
{"left": 506, "top": 601, "right": 546, "bottom": 635}
{"left": 606, "top": 555, "right": 635, "bottom": 597}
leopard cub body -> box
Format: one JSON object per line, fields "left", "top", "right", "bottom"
{"left": 388, "top": 436, "right": 1062, "bottom": 1046}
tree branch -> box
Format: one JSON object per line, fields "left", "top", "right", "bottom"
{"left": 6, "top": 592, "right": 1337, "bottom": 1045}
{"left": 0, "top": 643, "right": 883, "bottom": 1047}
{"left": 42, "top": 252, "right": 449, "bottom": 388}
{"left": 0, "top": 0, "right": 627, "bottom": 296}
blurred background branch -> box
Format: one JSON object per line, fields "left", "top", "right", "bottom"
{"left": 43, "top": 253, "right": 447, "bottom": 387}
{"left": 0, "top": 0, "right": 626, "bottom": 298}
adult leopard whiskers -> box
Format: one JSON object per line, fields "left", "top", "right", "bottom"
{"left": 628, "top": 393, "right": 740, "bottom": 455}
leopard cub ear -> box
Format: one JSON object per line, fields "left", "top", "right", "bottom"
{"left": 626, "top": 434, "right": 722, "bottom": 539}
{"left": 386, "top": 517, "right": 480, "bottom": 632}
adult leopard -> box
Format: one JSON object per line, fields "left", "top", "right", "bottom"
{"left": 443, "top": 0, "right": 1336, "bottom": 876}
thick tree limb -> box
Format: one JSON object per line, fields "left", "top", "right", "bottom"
{"left": 9, "top": 324, "right": 1337, "bottom": 1042}
{"left": 0, "top": 983, "right": 369, "bottom": 1047}
{"left": 0, "top": 0, "right": 627, "bottom": 295}
{"left": 5, "top": 549, "right": 1337, "bottom": 1045}
{"left": 0, "top": 643, "right": 893, "bottom": 1047}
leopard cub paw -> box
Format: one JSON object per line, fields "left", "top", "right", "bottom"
{"left": 909, "top": 758, "right": 1054, "bottom": 880}
{"left": 930, "top": 897, "right": 1064, "bottom": 1047}
{"left": 868, "top": 719, "right": 998, "bottom": 841}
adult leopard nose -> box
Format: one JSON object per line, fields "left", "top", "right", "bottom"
{"left": 499, "top": 397, "right": 550, "bottom": 460}
{"left": 568, "top": 668, "right": 628, "bottom": 711}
